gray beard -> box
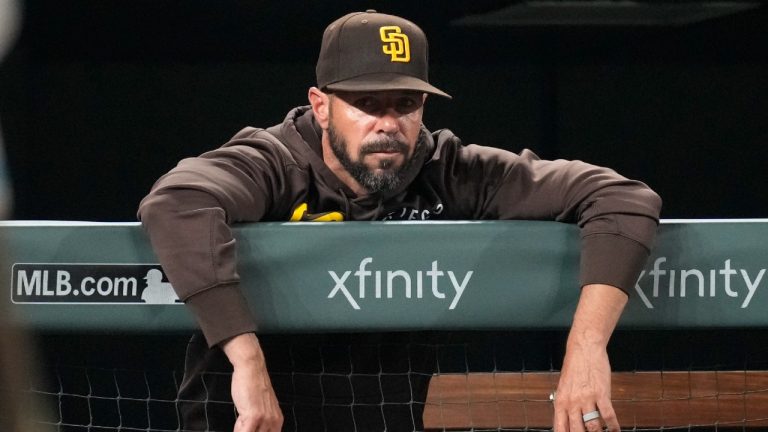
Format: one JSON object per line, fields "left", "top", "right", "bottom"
{"left": 328, "top": 123, "right": 423, "bottom": 195}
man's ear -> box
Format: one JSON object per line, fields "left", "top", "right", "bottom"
{"left": 308, "top": 87, "right": 330, "bottom": 129}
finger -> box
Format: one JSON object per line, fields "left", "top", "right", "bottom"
{"left": 234, "top": 413, "right": 282, "bottom": 432}
{"left": 269, "top": 410, "right": 285, "bottom": 432}
{"left": 569, "top": 408, "right": 586, "bottom": 432}
{"left": 233, "top": 415, "right": 255, "bottom": 432}
{"left": 581, "top": 408, "right": 602, "bottom": 432}
{"left": 254, "top": 412, "right": 284, "bottom": 432}
{"left": 584, "top": 417, "right": 602, "bottom": 432}
{"left": 597, "top": 400, "right": 620, "bottom": 432}
{"left": 553, "top": 403, "right": 569, "bottom": 432}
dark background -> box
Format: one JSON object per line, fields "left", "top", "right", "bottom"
{"left": 1, "top": 0, "right": 766, "bottom": 221}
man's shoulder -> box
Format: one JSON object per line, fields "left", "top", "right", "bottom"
{"left": 230, "top": 126, "right": 269, "bottom": 141}
{"left": 220, "top": 107, "right": 313, "bottom": 162}
{"left": 219, "top": 126, "right": 295, "bottom": 161}
{"left": 428, "top": 128, "right": 518, "bottom": 163}
{"left": 227, "top": 126, "right": 284, "bottom": 145}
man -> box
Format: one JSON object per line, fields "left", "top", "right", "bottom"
{"left": 139, "top": 10, "right": 661, "bottom": 432}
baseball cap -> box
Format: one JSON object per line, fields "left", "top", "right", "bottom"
{"left": 316, "top": 10, "right": 451, "bottom": 99}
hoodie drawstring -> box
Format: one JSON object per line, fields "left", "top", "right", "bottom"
{"left": 339, "top": 188, "right": 351, "bottom": 220}
{"left": 372, "top": 196, "right": 385, "bottom": 221}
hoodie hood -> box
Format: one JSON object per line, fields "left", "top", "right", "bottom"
{"left": 272, "top": 106, "right": 436, "bottom": 219}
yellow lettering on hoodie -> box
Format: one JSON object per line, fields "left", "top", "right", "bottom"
{"left": 290, "top": 203, "right": 344, "bottom": 222}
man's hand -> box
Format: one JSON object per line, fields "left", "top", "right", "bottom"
{"left": 221, "top": 333, "right": 284, "bottom": 432}
{"left": 553, "top": 284, "right": 628, "bottom": 432}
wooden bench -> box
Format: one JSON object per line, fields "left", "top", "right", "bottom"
{"left": 424, "top": 371, "right": 768, "bottom": 430}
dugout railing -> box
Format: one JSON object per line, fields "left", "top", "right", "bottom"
{"left": 3, "top": 220, "right": 768, "bottom": 431}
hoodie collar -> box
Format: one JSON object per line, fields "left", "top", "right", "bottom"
{"left": 280, "top": 106, "right": 435, "bottom": 203}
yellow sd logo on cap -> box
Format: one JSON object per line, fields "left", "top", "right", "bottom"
{"left": 379, "top": 26, "right": 410, "bottom": 63}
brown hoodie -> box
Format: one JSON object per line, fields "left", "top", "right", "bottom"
{"left": 138, "top": 106, "right": 662, "bottom": 346}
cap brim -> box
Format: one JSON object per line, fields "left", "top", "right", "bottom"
{"left": 324, "top": 73, "right": 452, "bottom": 99}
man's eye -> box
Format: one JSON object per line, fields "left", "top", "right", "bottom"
{"left": 397, "top": 97, "right": 420, "bottom": 113}
{"left": 355, "top": 97, "right": 379, "bottom": 111}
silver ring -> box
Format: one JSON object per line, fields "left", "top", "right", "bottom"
{"left": 582, "top": 410, "right": 601, "bottom": 422}
{"left": 549, "top": 391, "right": 556, "bottom": 402}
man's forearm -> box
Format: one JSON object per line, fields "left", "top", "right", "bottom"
{"left": 567, "top": 284, "right": 628, "bottom": 349}
{"left": 221, "top": 332, "right": 284, "bottom": 431}
{"left": 553, "top": 283, "right": 628, "bottom": 432}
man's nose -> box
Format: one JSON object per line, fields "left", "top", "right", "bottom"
{"left": 374, "top": 109, "right": 400, "bottom": 135}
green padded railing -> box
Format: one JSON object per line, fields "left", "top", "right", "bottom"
{"left": 3, "top": 219, "right": 767, "bottom": 332}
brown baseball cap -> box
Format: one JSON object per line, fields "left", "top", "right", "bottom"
{"left": 316, "top": 10, "right": 451, "bottom": 99}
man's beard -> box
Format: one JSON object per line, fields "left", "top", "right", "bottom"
{"left": 328, "top": 122, "right": 423, "bottom": 195}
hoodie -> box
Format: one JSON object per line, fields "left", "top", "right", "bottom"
{"left": 138, "top": 106, "right": 662, "bottom": 346}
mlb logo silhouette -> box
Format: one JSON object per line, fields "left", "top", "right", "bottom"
{"left": 141, "top": 268, "right": 179, "bottom": 304}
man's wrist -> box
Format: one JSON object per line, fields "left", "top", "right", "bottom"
{"left": 221, "top": 332, "right": 265, "bottom": 368}
{"left": 567, "top": 284, "right": 628, "bottom": 349}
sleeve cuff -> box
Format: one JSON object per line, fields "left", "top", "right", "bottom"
{"left": 185, "top": 283, "right": 258, "bottom": 347}
{"left": 579, "top": 233, "right": 650, "bottom": 295}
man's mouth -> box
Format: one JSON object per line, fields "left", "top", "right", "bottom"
{"left": 361, "top": 140, "right": 409, "bottom": 156}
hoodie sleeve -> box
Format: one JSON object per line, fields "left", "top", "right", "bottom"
{"left": 138, "top": 132, "right": 293, "bottom": 347}
{"left": 445, "top": 143, "right": 662, "bottom": 294}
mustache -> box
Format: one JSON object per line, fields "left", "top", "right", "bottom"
{"left": 359, "top": 139, "right": 409, "bottom": 156}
